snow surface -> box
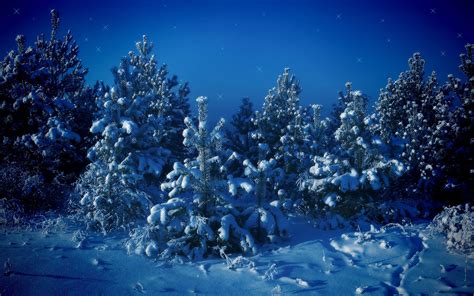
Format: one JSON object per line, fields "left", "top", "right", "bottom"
{"left": 1, "top": 217, "right": 473, "bottom": 295}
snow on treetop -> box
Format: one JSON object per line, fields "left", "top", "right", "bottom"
{"left": 196, "top": 96, "right": 207, "bottom": 104}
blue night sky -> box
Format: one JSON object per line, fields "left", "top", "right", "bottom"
{"left": 1, "top": 0, "right": 473, "bottom": 122}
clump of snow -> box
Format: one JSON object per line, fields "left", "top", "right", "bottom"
{"left": 331, "top": 169, "right": 359, "bottom": 192}
{"left": 225, "top": 255, "right": 255, "bottom": 270}
{"left": 271, "top": 285, "right": 282, "bottom": 296}
{"left": 295, "top": 278, "right": 310, "bottom": 288}
{"left": 324, "top": 193, "right": 337, "bottom": 207}
{"left": 263, "top": 263, "right": 279, "bottom": 280}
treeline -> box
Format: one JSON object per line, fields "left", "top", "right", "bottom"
{"left": 0, "top": 10, "right": 472, "bottom": 258}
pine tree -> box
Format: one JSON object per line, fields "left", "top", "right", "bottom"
{"left": 227, "top": 97, "right": 258, "bottom": 161}
{"left": 439, "top": 44, "right": 474, "bottom": 201}
{"left": 253, "top": 68, "right": 310, "bottom": 202}
{"left": 0, "top": 9, "right": 88, "bottom": 210}
{"left": 111, "top": 35, "right": 190, "bottom": 162}
{"left": 302, "top": 104, "right": 330, "bottom": 157}
{"left": 239, "top": 144, "right": 289, "bottom": 242}
{"left": 374, "top": 52, "right": 457, "bottom": 198}
{"left": 334, "top": 83, "right": 370, "bottom": 172}
{"left": 146, "top": 96, "right": 233, "bottom": 259}
{"left": 299, "top": 84, "right": 405, "bottom": 217}
{"left": 325, "top": 82, "right": 355, "bottom": 153}
{"left": 76, "top": 35, "right": 189, "bottom": 232}
{"left": 254, "top": 68, "right": 302, "bottom": 149}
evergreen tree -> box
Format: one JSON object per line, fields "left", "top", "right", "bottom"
{"left": 253, "top": 68, "right": 310, "bottom": 202}
{"left": 0, "top": 9, "right": 88, "bottom": 210}
{"left": 374, "top": 52, "right": 458, "bottom": 198}
{"left": 302, "top": 104, "right": 331, "bottom": 157}
{"left": 254, "top": 68, "right": 302, "bottom": 150}
{"left": 300, "top": 84, "right": 404, "bottom": 217}
{"left": 146, "top": 96, "right": 235, "bottom": 259}
{"left": 334, "top": 83, "right": 370, "bottom": 172}
{"left": 76, "top": 36, "right": 189, "bottom": 232}
{"left": 73, "top": 81, "right": 109, "bottom": 154}
{"left": 439, "top": 44, "right": 474, "bottom": 201}
{"left": 239, "top": 144, "right": 289, "bottom": 242}
{"left": 111, "top": 35, "right": 190, "bottom": 162}
{"left": 325, "top": 82, "right": 355, "bottom": 153}
{"left": 227, "top": 97, "right": 258, "bottom": 161}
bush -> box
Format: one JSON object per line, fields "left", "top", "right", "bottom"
{"left": 429, "top": 204, "right": 473, "bottom": 256}
{"left": 0, "top": 162, "right": 66, "bottom": 213}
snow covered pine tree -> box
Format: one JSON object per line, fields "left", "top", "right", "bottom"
{"left": 253, "top": 68, "right": 311, "bottom": 203}
{"left": 374, "top": 52, "right": 462, "bottom": 200}
{"left": 239, "top": 144, "right": 289, "bottom": 243}
{"left": 226, "top": 97, "right": 258, "bottom": 162}
{"left": 300, "top": 83, "right": 404, "bottom": 218}
{"left": 0, "top": 9, "right": 89, "bottom": 211}
{"left": 76, "top": 35, "right": 189, "bottom": 233}
{"left": 440, "top": 44, "right": 474, "bottom": 201}
{"left": 146, "top": 96, "right": 233, "bottom": 259}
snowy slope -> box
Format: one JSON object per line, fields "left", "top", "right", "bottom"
{"left": 1, "top": 216, "right": 473, "bottom": 295}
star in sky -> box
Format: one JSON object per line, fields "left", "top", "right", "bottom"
{"left": 441, "top": 51, "right": 446, "bottom": 57}
{"left": 256, "top": 66, "right": 263, "bottom": 73}
{"left": 84, "top": 37, "right": 89, "bottom": 42}
{"left": 457, "top": 33, "right": 463, "bottom": 38}
{"left": 430, "top": 8, "right": 437, "bottom": 14}
{"left": 217, "top": 94, "right": 223, "bottom": 100}
{"left": 336, "top": 14, "right": 342, "bottom": 20}
{"left": 357, "top": 58, "right": 363, "bottom": 63}
{"left": 96, "top": 46, "right": 102, "bottom": 53}
{"left": 380, "top": 18, "right": 385, "bottom": 23}
{"left": 13, "top": 8, "right": 20, "bottom": 15}
{"left": 386, "top": 38, "right": 392, "bottom": 43}
{"left": 103, "top": 25, "right": 109, "bottom": 31}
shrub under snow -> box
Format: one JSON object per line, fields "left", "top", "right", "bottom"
{"left": 429, "top": 204, "right": 473, "bottom": 256}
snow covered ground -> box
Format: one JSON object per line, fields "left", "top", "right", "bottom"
{"left": 1, "top": 216, "right": 473, "bottom": 295}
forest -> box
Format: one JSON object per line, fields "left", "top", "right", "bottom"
{"left": 0, "top": 9, "right": 473, "bottom": 295}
